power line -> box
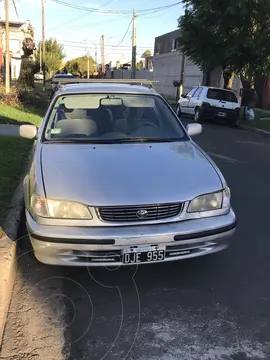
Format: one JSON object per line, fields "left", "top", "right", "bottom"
{"left": 48, "top": 39, "right": 153, "bottom": 49}
{"left": 112, "top": 19, "right": 132, "bottom": 47}
{"left": 47, "top": 0, "right": 115, "bottom": 30}
{"left": 48, "top": 0, "right": 181, "bottom": 14}
{"left": 49, "top": 0, "right": 125, "bottom": 14}
{"left": 48, "top": 16, "right": 126, "bottom": 31}
{"left": 11, "top": 0, "right": 19, "bottom": 21}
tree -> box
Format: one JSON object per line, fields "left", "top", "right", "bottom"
{"left": 35, "top": 38, "right": 65, "bottom": 75}
{"left": 18, "top": 23, "right": 38, "bottom": 87}
{"left": 65, "top": 56, "right": 95, "bottom": 77}
{"left": 141, "top": 50, "right": 152, "bottom": 58}
{"left": 178, "top": 0, "right": 270, "bottom": 89}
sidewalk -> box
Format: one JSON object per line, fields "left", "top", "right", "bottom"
{"left": 0, "top": 124, "right": 20, "bottom": 137}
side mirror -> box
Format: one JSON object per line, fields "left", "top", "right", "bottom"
{"left": 20, "top": 125, "right": 37, "bottom": 139}
{"left": 181, "top": 93, "right": 186, "bottom": 98}
{"left": 186, "top": 123, "right": 202, "bottom": 137}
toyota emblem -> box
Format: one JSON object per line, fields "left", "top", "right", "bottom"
{"left": 136, "top": 209, "right": 148, "bottom": 219}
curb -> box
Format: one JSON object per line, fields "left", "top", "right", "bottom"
{"left": 0, "top": 143, "right": 34, "bottom": 349}
{"left": 239, "top": 124, "right": 270, "bottom": 138}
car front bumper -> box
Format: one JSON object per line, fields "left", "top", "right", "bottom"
{"left": 26, "top": 209, "right": 237, "bottom": 266}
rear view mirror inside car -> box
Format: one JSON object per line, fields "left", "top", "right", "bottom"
{"left": 100, "top": 98, "right": 123, "bottom": 106}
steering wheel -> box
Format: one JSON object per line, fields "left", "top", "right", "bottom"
{"left": 133, "top": 120, "right": 159, "bottom": 131}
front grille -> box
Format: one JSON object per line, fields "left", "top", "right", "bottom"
{"left": 98, "top": 203, "right": 183, "bottom": 222}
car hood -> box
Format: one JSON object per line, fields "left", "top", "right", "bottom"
{"left": 40, "top": 141, "right": 222, "bottom": 206}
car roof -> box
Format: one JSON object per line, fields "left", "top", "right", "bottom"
{"left": 57, "top": 83, "right": 158, "bottom": 95}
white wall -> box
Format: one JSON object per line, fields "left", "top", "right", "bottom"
{"left": 153, "top": 52, "right": 182, "bottom": 98}
{"left": 183, "top": 58, "right": 204, "bottom": 93}
{"left": 153, "top": 53, "right": 203, "bottom": 98}
{"left": 10, "top": 58, "right": 21, "bottom": 80}
{"left": 106, "top": 69, "right": 153, "bottom": 80}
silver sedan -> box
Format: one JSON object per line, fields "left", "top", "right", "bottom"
{"left": 20, "top": 81, "right": 237, "bottom": 266}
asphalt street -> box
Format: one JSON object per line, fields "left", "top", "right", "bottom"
{"left": 1, "top": 122, "right": 270, "bottom": 360}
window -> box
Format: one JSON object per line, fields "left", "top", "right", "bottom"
{"left": 171, "top": 37, "right": 181, "bottom": 52}
{"left": 193, "top": 88, "right": 201, "bottom": 97}
{"left": 207, "top": 88, "right": 238, "bottom": 103}
{"left": 187, "top": 88, "right": 198, "bottom": 97}
{"left": 9, "top": 39, "right": 20, "bottom": 53}
{"left": 44, "top": 94, "right": 188, "bottom": 143}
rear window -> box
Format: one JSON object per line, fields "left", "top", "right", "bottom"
{"left": 207, "top": 89, "right": 238, "bottom": 103}
{"left": 54, "top": 75, "right": 74, "bottom": 78}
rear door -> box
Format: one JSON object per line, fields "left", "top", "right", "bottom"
{"left": 206, "top": 88, "right": 239, "bottom": 110}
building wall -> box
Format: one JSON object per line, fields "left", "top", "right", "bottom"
{"left": 154, "top": 29, "right": 181, "bottom": 55}
{"left": 183, "top": 57, "right": 204, "bottom": 94}
{"left": 106, "top": 69, "right": 153, "bottom": 80}
{"left": 1, "top": 25, "right": 25, "bottom": 79}
{"left": 153, "top": 52, "right": 204, "bottom": 98}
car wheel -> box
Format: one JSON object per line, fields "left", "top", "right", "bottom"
{"left": 194, "top": 108, "right": 203, "bottom": 123}
{"left": 176, "top": 104, "right": 181, "bottom": 118}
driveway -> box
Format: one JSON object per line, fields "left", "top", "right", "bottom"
{"left": 0, "top": 124, "right": 20, "bottom": 136}
{"left": 1, "top": 123, "right": 270, "bottom": 360}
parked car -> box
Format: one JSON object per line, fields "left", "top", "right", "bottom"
{"left": 176, "top": 86, "right": 241, "bottom": 127}
{"left": 19, "top": 81, "right": 236, "bottom": 267}
{"left": 34, "top": 72, "right": 43, "bottom": 81}
{"left": 50, "top": 73, "right": 74, "bottom": 98}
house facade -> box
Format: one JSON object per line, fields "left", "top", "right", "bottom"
{"left": 0, "top": 20, "right": 26, "bottom": 80}
{"left": 153, "top": 29, "right": 204, "bottom": 98}
{"left": 153, "top": 29, "right": 243, "bottom": 101}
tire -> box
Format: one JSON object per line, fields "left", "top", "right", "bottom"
{"left": 176, "top": 104, "right": 181, "bottom": 118}
{"left": 194, "top": 107, "right": 203, "bottom": 123}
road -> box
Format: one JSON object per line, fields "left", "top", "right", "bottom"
{"left": 1, "top": 123, "right": 270, "bottom": 360}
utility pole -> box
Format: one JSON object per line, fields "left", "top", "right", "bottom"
{"left": 101, "top": 35, "right": 105, "bottom": 76}
{"left": 95, "top": 44, "right": 97, "bottom": 72}
{"left": 39, "top": 42, "right": 42, "bottom": 72}
{"left": 5, "top": 0, "right": 10, "bottom": 93}
{"left": 131, "top": 10, "right": 137, "bottom": 79}
{"left": 41, "top": 0, "right": 46, "bottom": 90}
{"left": 86, "top": 50, "right": 90, "bottom": 79}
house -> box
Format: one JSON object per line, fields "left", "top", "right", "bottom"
{"left": 153, "top": 29, "right": 204, "bottom": 98}
{"left": 153, "top": 29, "right": 242, "bottom": 101}
{"left": 0, "top": 20, "right": 27, "bottom": 80}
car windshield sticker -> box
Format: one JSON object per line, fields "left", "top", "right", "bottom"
{"left": 50, "top": 128, "right": 62, "bottom": 134}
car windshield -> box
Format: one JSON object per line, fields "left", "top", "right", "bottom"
{"left": 43, "top": 93, "right": 187, "bottom": 143}
{"left": 207, "top": 88, "right": 238, "bottom": 103}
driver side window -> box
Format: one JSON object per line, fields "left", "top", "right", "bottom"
{"left": 187, "top": 87, "right": 198, "bottom": 98}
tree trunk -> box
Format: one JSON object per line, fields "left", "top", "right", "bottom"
{"left": 223, "top": 71, "right": 234, "bottom": 89}
{"left": 202, "top": 70, "right": 211, "bottom": 86}
{"left": 240, "top": 72, "right": 257, "bottom": 108}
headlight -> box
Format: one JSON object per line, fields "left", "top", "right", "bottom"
{"left": 187, "top": 188, "right": 230, "bottom": 213}
{"left": 31, "top": 194, "right": 92, "bottom": 219}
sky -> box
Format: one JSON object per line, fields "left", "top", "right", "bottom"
{"left": 0, "top": 0, "right": 184, "bottom": 65}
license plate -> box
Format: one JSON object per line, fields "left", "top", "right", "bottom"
{"left": 218, "top": 112, "right": 227, "bottom": 117}
{"left": 123, "top": 246, "right": 165, "bottom": 264}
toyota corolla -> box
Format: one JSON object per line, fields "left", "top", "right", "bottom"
{"left": 20, "top": 81, "right": 237, "bottom": 266}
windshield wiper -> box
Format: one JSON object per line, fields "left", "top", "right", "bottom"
{"left": 43, "top": 139, "right": 93, "bottom": 143}
{"left": 105, "top": 137, "right": 183, "bottom": 143}
{"left": 43, "top": 137, "right": 184, "bottom": 144}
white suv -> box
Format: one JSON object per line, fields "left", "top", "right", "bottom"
{"left": 176, "top": 86, "right": 241, "bottom": 127}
